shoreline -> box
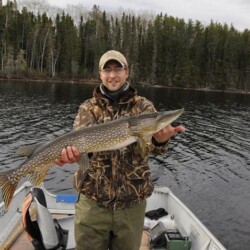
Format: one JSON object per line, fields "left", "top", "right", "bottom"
{"left": 149, "top": 84, "right": 250, "bottom": 95}
{"left": 0, "top": 77, "right": 249, "bottom": 95}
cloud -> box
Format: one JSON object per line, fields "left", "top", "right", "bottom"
{"left": 95, "top": 0, "right": 249, "bottom": 30}
{"left": 3, "top": 0, "right": 249, "bottom": 30}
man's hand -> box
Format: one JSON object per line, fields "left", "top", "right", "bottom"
{"left": 55, "top": 146, "right": 80, "bottom": 166}
{"left": 153, "top": 125, "right": 186, "bottom": 144}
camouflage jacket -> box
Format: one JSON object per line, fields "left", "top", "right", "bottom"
{"left": 73, "top": 84, "right": 168, "bottom": 209}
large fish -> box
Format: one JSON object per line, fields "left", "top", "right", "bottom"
{"left": 0, "top": 108, "right": 184, "bottom": 208}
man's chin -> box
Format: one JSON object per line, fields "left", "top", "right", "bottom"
{"left": 109, "top": 84, "right": 120, "bottom": 91}
{"left": 103, "top": 82, "right": 124, "bottom": 91}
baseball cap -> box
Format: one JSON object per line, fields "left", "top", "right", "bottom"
{"left": 99, "top": 50, "right": 128, "bottom": 70}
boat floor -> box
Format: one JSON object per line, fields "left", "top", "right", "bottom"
{"left": 10, "top": 230, "right": 151, "bottom": 250}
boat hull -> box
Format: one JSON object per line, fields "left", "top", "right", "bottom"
{"left": 0, "top": 182, "right": 226, "bottom": 250}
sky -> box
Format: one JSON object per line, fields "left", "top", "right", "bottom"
{"left": 46, "top": 0, "right": 250, "bottom": 31}
{"left": 3, "top": 0, "right": 250, "bottom": 31}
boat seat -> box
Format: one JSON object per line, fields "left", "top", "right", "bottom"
{"left": 22, "top": 187, "right": 69, "bottom": 250}
{"left": 55, "top": 215, "right": 75, "bottom": 249}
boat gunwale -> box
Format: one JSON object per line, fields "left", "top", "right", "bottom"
{"left": 152, "top": 186, "right": 226, "bottom": 250}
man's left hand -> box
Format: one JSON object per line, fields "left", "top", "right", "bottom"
{"left": 153, "top": 125, "right": 186, "bottom": 144}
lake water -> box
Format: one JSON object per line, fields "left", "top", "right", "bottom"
{"left": 0, "top": 81, "right": 250, "bottom": 249}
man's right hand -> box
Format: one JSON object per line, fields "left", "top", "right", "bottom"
{"left": 55, "top": 146, "right": 80, "bottom": 166}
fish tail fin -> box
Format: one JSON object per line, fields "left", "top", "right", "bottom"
{"left": 0, "top": 171, "right": 19, "bottom": 208}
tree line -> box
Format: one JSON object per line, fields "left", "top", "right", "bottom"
{"left": 0, "top": 1, "right": 249, "bottom": 91}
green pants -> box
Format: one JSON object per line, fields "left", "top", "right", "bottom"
{"left": 74, "top": 193, "right": 146, "bottom": 250}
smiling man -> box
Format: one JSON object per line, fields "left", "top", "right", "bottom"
{"left": 56, "top": 50, "right": 185, "bottom": 250}
{"left": 99, "top": 50, "right": 129, "bottom": 92}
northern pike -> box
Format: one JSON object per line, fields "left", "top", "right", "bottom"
{"left": 0, "top": 108, "right": 184, "bottom": 208}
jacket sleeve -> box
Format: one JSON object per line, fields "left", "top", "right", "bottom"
{"left": 73, "top": 100, "right": 97, "bottom": 130}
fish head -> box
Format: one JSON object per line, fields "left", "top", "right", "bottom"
{"left": 130, "top": 108, "right": 184, "bottom": 136}
{"left": 155, "top": 108, "right": 184, "bottom": 132}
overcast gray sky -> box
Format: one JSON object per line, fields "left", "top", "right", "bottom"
{"left": 50, "top": 0, "right": 250, "bottom": 30}
{"left": 4, "top": 0, "right": 250, "bottom": 31}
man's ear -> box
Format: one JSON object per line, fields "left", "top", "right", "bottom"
{"left": 125, "top": 68, "right": 129, "bottom": 77}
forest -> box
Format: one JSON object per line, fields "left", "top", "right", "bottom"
{"left": 0, "top": 1, "right": 249, "bottom": 91}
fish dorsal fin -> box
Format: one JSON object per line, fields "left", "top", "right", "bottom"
{"left": 16, "top": 142, "right": 45, "bottom": 158}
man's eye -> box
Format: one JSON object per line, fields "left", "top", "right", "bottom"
{"left": 101, "top": 68, "right": 125, "bottom": 74}
{"left": 114, "top": 68, "right": 124, "bottom": 72}
{"left": 102, "top": 69, "right": 112, "bottom": 73}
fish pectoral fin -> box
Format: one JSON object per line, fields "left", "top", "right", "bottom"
{"left": 74, "top": 153, "right": 90, "bottom": 191}
{"left": 77, "top": 153, "right": 90, "bottom": 170}
{"left": 73, "top": 166, "right": 88, "bottom": 191}
{"left": 16, "top": 142, "right": 46, "bottom": 158}
{"left": 137, "top": 137, "right": 151, "bottom": 156}
{"left": 27, "top": 170, "right": 48, "bottom": 187}
{"left": 0, "top": 171, "right": 19, "bottom": 208}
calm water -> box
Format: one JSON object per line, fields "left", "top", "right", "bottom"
{"left": 0, "top": 81, "right": 250, "bottom": 249}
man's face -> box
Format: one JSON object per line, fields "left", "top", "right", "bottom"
{"left": 100, "top": 60, "right": 129, "bottom": 91}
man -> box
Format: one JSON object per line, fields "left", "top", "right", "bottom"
{"left": 56, "top": 50, "right": 185, "bottom": 250}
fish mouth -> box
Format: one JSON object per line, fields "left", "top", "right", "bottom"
{"left": 156, "top": 108, "right": 184, "bottom": 130}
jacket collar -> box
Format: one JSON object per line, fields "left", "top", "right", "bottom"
{"left": 93, "top": 83, "right": 137, "bottom": 105}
